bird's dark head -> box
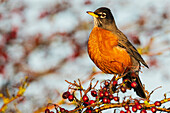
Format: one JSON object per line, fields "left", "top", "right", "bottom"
{"left": 87, "top": 7, "right": 117, "bottom": 30}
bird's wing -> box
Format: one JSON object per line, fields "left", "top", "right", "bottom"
{"left": 115, "top": 30, "right": 149, "bottom": 68}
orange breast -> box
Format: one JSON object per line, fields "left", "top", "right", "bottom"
{"left": 88, "top": 27, "right": 132, "bottom": 74}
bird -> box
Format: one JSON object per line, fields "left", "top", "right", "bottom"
{"left": 87, "top": 7, "right": 149, "bottom": 98}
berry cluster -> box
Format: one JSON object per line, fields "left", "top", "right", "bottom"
{"left": 97, "top": 80, "right": 120, "bottom": 104}
{"left": 60, "top": 79, "right": 140, "bottom": 112}
{"left": 62, "top": 91, "right": 74, "bottom": 102}
{"left": 60, "top": 79, "right": 121, "bottom": 112}
{"left": 119, "top": 100, "right": 161, "bottom": 113}
{"left": 121, "top": 79, "right": 138, "bottom": 94}
{"left": 44, "top": 77, "right": 170, "bottom": 113}
{"left": 120, "top": 101, "right": 143, "bottom": 113}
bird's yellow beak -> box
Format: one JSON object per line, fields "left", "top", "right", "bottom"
{"left": 86, "top": 11, "right": 99, "bottom": 18}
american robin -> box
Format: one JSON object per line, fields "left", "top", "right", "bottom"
{"left": 87, "top": 7, "right": 149, "bottom": 98}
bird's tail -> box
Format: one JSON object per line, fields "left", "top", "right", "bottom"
{"left": 123, "top": 72, "right": 147, "bottom": 98}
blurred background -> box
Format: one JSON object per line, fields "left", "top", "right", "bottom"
{"left": 0, "top": 0, "right": 170, "bottom": 113}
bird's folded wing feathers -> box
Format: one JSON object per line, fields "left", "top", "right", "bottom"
{"left": 115, "top": 30, "right": 149, "bottom": 68}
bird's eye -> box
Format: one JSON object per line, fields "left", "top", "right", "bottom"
{"left": 100, "top": 13, "right": 106, "bottom": 18}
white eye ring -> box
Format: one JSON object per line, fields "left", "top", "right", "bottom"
{"left": 99, "top": 12, "right": 106, "bottom": 18}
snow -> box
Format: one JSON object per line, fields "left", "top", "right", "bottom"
{"left": 27, "top": 39, "right": 73, "bottom": 72}
{"left": 53, "top": 11, "right": 79, "bottom": 32}
{"left": 7, "top": 44, "right": 25, "bottom": 62}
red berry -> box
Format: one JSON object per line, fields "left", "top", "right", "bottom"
{"left": 132, "top": 105, "right": 137, "bottom": 112}
{"left": 107, "top": 99, "right": 111, "bottom": 103}
{"left": 104, "top": 91, "right": 109, "bottom": 97}
{"left": 82, "top": 95, "right": 89, "bottom": 102}
{"left": 126, "top": 110, "right": 131, "bottom": 113}
{"left": 45, "top": 109, "right": 50, "bottom": 113}
{"left": 91, "top": 90, "right": 97, "bottom": 97}
{"left": 60, "top": 108, "right": 65, "bottom": 112}
{"left": 99, "top": 91, "right": 104, "bottom": 98}
{"left": 109, "top": 94, "right": 114, "bottom": 100}
{"left": 136, "top": 104, "right": 142, "bottom": 110}
{"left": 68, "top": 94, "right": 74, "bottom": 101}
{"left": 95, "top": 96, "right": 98, "bottom": 100}
{"left": 120, "top": 110, "right": 125, "bottom": 113}
{"left": 154, "top": 101, "right": 161, "bottom": 106}
{"left": 151, "top": 107, "right": 156, "bottom": 113}
{"left": 62, "top": 91, "right": 70, "bottom": 99}
{"left": 134, "top": 99, "right": 139, "bottom": 105}
{"left": 104, "top": 80, "right": 109, "bottom": 87}
{"left": 124, "top": 105, "right": 129, "bottom": 110}
{"left": 131, "top": 82, "right": 138, "bottom": 88}
{"left": 113, "top": 81, "right": 117, "bottom": 86}
{"left": 89, "top": 100, "right": 95, "bottom": 105}
{"left": 113, "top": 96, "right": 119, "bottom": 101}
{"left": 120, "top": 86, "right": 126, "bottom": 93}
{"left": 102, "top": 97, "right": 108, "bottom": 104}
{"left": 140, "top": 109, "right": 147, "bottom": 113}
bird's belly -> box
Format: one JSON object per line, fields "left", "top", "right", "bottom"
{"left": 88, "top": 45, "right": 132, "bottom": 74}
